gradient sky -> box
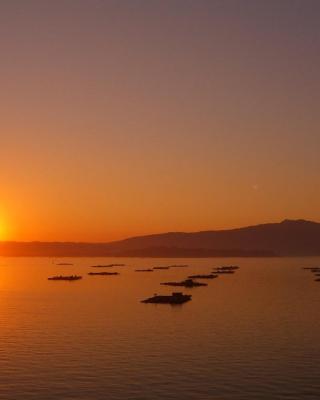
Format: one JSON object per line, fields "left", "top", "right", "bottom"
{"left": 1, "top": 0, "right": 319, "bottom": 241}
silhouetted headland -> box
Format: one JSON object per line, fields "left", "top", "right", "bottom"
{"left": 2, "top": 220, "right": 320, "bottom": 257}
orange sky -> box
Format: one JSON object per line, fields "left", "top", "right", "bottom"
{"left": 1, "top": 1, "right": 319, "bottom": 242}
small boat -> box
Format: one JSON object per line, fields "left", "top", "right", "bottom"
{"left": 135, "top": 269, "right": 154, "bottom": 272}
{"left": 141, "top": 292, "right": 192, "bottom": 304}
{"left": 48, "top": 275, "right": 82, "bottom": 281}
{"left": 153, "top": 266, "right": 170, "bottom": 270}
{"left": 88, "top": 272, "right": 119, "bottom": 276}
{"left": 161, "top": 279, "right": 207, "bottom": 288}
{"left": 188, "top": 274, "right": 218, "bottom": 279}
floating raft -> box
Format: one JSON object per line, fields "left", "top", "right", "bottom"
{"left": 141, "top": 292, "right": 192, "bottom": 304}
{"left": 135, "top": 269, "right": 154, "bottom": 272}
{"left": 56, "top": 263, "right": 74, "bottom": 266}
{"left": 88, "top": 272, "right": 119, "bottom": 276}
{"left": 188, "top": 274, "right": 218, "bottom": 279}
{"left": 48, "top": 275, "right": 82, "bottom": 281}
{"left": 213, "top": 270, "right": 235, "bottom": 274}
{"left": 161, "top": 279, "right": 207, "bottom": 288}
{"left": 90, "top": 264, "right": 125, "bottom": 268}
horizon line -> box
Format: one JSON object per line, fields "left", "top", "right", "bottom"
{"left": 1, "top": 218, "right": 317, "bottom": 245}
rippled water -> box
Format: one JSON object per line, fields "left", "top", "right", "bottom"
{"left": 0, "top": 257, "right": 319, "bottom": 399}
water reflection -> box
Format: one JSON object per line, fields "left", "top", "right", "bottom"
{"left": 0, "top": 257, "right": 319, "bottom": 399}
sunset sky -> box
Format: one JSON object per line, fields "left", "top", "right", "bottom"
{"left": 1, "top": 0, "right": 319, "bottom": 242}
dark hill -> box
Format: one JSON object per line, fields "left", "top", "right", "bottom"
{"left": 1, "top": 219, "right": 319, "bottom": 257}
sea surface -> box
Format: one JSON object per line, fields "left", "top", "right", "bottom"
{"left": 0, "top": 257, "right": 319, "bottom": 400}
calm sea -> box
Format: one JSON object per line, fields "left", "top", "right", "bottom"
{"left": 0, "top": 257, "right": 319, "bottom": 400}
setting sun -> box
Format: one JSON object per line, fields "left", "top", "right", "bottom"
{"left": 0, "top": 2, "right": 319, "bottom": 400}
{"left": 0, "top": 223, "right": 5, "bottom": 241}
{"left": 0, "top": 214, "right": 8, "bottom": 241}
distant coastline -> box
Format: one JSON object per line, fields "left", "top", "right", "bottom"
{"left": 0, "top": 247, "right": 277, "bottom": 258}
{"left": 1, "top": 219, "right": 320, "bottom": 257}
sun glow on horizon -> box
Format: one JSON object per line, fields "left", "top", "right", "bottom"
{"left": 0, "top": 224, "right": 6, "bottom": 241}
{"left": 0, "top": 1, "right": 320, "bottom": 243}
{"left": 0, "top": 214, "right": 9, "bottom": 241}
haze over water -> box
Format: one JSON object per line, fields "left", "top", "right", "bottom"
{"left": 1, "top": 1, "right": 319, "bottom": 398}
{"left": 0, "top": 257, "right": 319, "bottom": 400}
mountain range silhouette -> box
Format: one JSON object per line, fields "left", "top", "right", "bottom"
{"left": 1, "top": 219, "right": 320, "bottom": 257}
